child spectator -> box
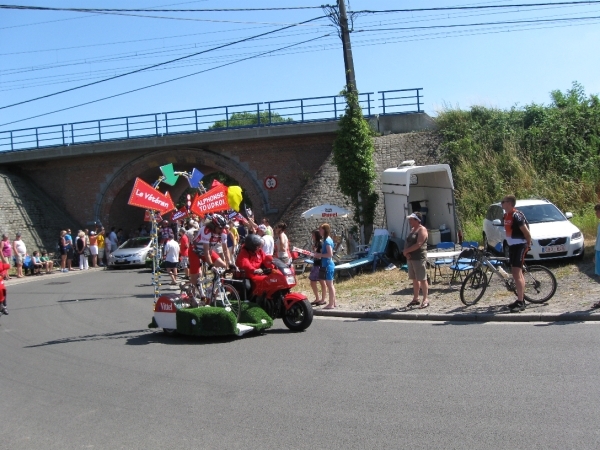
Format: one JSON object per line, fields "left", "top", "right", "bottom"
{"left": 40, "top": 251, "right": 54, "bottom": 274}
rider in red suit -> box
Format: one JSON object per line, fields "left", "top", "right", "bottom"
{"left": 236, "top": 234, "right": 273, "bottom": 285}
{"left": 0, "top": 262, "right": 9, "bottom": 315}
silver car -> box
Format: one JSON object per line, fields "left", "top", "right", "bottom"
{"left": 107, "top": 237, "right": 153, "bottom": 268}
{"left": 482, "top": 199, "right": 584, "bottom": 261}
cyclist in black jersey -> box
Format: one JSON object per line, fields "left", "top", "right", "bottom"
{"left": 502, "top": 195, "right": 532, "bottom": 312}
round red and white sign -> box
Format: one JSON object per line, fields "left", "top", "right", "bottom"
{"left": 264, "top": 176, "right": 277, "bottom": 190}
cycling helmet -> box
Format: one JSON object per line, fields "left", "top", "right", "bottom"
{"left": 244, "top": 234, "right": 263, "bottom": 252}
{"left": 211, "top": 214, "right": 227, "bottom": 229}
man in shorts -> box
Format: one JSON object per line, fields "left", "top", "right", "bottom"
{"left": 163, "top": 234, "right": 180, "bottom": 286}
{"left": 403, "top": 212, "right": 429, "bottom": 308}
{"left": 502, "top": 195, "right": 532, "bottom": 312}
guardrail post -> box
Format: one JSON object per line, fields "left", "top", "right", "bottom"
{"left": 10, "top": 131, "right": 13, "bottom": 151}
{"left": 98, "top": 121, "right": 102, "bottom": 141}
{"left": 268, "top": 102, "right": 272, "bottom": 124}
{"left": 35, "top": 128, "right": 39, "bottom": 148}
{"left": 61, "top": 124, "right": 65, "bottom": 145}
{"left": 367, "top": 93, "right": 372, "bottom": 116}
{"left": 226, "top": 106, "right": 229, "bottom": 128}
{"left": 70, "top": 123, "right": 74, "bottom": 144}
{"left": 417, "top": 89, "right": 421, "bottom": 113}
{"left": 301, "top": 99, "right": 304, "bottom": 122}
{"left": 164, "top": 113, "right": 169, "bottom": 134}
{"left": 154, "top": 114, "right": 158, "bottom": 135}
{"left": 126, "top": 117, "right": 129, "bottom": 138}
{"left": 381, "top": 91, "right": 386, "bottom": 115}
{"left": 334, "top": 96, "right": 337, "bottom": 118}
{"left": 257, "top": 103, "right": 260, "bottom": 126}
{"left": 195, "top": 110, "right": 198, "bottom": 131}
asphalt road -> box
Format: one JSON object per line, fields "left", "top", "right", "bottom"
{"left": 2, "top": 268, "right": 600, "bottom": 449}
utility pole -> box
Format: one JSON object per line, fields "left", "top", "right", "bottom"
{"left": 337, "top": 0, "right": 357, "bottom": 93}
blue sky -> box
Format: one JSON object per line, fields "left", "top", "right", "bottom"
{"left": 1, "top": 0, "right": 599, "bottom": 132}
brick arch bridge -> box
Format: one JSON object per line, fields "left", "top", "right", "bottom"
{"left": 0, "top": 121, "right": 345, "bottom": 231}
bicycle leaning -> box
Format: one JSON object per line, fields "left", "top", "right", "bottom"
{"left": 179, "top": 266, "right": 242, "bottom": 320}
{"left": 459, "top": 248, "right": 557, "bottom": 307}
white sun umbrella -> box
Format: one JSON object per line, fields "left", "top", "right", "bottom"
{"left": 301, "top": 204, "right": 350, "bottom": 219}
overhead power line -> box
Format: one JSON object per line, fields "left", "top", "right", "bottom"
{"left": 0, "top": 33, "right": 332, "bottom": 128}
{"left": 0, "top": 15, "right": 327, "bottom": 111}
{"left": 0, "top": 4, "right": 329, "bottom": 12}
{"left": 350, "top": 1, "right": 600, "bottom": 14}
{"left": 354, "top": 14, "right": 600, "bottom": 32}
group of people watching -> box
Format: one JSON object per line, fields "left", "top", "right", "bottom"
{"left": 1, "top": 232, "right": 55, "bottom": 279}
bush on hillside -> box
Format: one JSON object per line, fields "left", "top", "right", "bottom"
{"left": 437, "top": 82, "right": 600, "bottom": 224}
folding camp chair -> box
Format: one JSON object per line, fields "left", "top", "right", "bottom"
{"left": 335, "top": 229, "right": 390, "bottom": 277}
{"left": 432, "top": 241, "right": 456, "bottom": 283}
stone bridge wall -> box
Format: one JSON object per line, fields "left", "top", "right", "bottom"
{"left": 280, "top": 131, "right": 443, "bottom": 250}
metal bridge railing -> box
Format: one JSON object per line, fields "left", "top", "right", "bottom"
{"left": 0, "top": 88, "right": 422, "bottom": 153}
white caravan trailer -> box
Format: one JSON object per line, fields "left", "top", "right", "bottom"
{"left": 382, "top": 161, "right": 460, "bottom": 259}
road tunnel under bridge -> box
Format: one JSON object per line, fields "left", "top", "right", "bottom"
{"left": 98, "top": 148, "right": 269, "bottom": 231}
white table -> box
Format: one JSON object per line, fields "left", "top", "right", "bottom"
{"left": 426, "top": 250, "right": 461, "bottom": 261}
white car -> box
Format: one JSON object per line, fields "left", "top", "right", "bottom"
{"left": 482, "top": 199, "right": 584, "bottom": 261}
{"left": 107, "top": 237, "right": 153, "bottom": 268}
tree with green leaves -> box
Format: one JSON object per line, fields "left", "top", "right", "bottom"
{"left": 332, "top": 88, "right": 378, "bottom": 243}
{"left": 210, "top": 111, "right": 292, "bottom": 129}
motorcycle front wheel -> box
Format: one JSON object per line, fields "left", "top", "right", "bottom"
{"left": 282, "top": 299, "right": 313, "bottom": 331}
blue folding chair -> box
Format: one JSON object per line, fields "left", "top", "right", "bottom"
{"left": 432, "top": 241, "right": 456, "bottom": 283}
{"left": 450, "top": 246, "right": 477, "bottom": 282}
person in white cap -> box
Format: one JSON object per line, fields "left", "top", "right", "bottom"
{"left": 256, "top": 224, "right": 274, "bottom": 256}
{"left": 403, "top": 212, "right": 429, "bottom": 308}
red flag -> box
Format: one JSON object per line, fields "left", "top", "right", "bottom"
{"left": 144, "top": 211, "right": 162, "bottom": 222}
{"left": 190, "top": 185, "right": 229, "bottom": 216}
{"left": 211, "top": 179, "right": 226, "bottom": 188}
{"left": 171, "top": 207, "right": 188, "bottom": 222}
{"left": 128, "top": 178, "right": 175, "bottom": 214}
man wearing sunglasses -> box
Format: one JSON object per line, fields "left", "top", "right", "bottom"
{"left": 502, "top": 195, "right": 532, "bottom": 312}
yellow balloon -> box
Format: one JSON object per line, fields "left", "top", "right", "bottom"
{"left": 227, "top": 186, "right": 243, "bottom": 212}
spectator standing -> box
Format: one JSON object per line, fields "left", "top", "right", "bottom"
{"left": 403, "top": 212, "right": 429, "bottom": 309}
{"left": 58, "top": 230, "right": 68, "bottom": 272}
{"left": 65, "top": 229, "right": 75, "bottom": 271}
{"left": 262, "top": 218, "right": 274, "bottom": 236}
{"left": 12, "top": 232, "right": 26, "bottom": 278}
{"left": 97, "top": 229, "right": 105, "bottom": 266}
{"left": 308, "top": 229, "right": 326, "bottom": 306}
{"left": 237, "top": 220, "right": 248, "bottom": 242}
{"left": 315, "top": 223, "right": 337, "bottom": 309}
{"left": 76, "top": 231, "right": 89, "bottom": 270}
{"left": 257, "top": 224, "right": 274, "bottom": 256}
{"left": 502, "top": 195, "right": 532, "bottom": 312}
{"left": 164, "top": 234, "right": 180, "bottom": 285}
{"left": 108, "top": 227, "right": 119, "bottom": 249}
{"left": 40, "top": 251, "right": 54, "bottom": 274}
{"left": 89, "top": 231, "right": 99, "bottom": 267}
{"left": 1, "top": 234, "right": 12, "bottom": 280}
{"left": 274, "top": 222, "right": 290, "bottom": 264}
{"left": 178, "top": 228, "right": 190, "bottom": 279}
{"left": 591, "top": 203, "right": 600, "bottom": 309}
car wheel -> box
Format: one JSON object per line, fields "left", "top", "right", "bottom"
{"left": 503, "top": 242, "right": 510, "bottom": 260}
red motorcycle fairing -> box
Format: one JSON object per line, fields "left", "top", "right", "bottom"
{"left": 283, "top": 292, "right": 308, "bottom": 311}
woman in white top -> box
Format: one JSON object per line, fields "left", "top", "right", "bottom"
{"left": 274, "top": 222, "right": 290, "bottom": 264}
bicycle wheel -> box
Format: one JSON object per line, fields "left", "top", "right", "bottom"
{"left": 460, "top": 269, "right": 488, "bottom": 306}
{"left": 523, "top": 265, "right": 557, "bottom": 303}
{"left": 215, "top": 284, "right": 241, "bottom": 320}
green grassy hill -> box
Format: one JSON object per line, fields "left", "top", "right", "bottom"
{"left": 436, "top": 82, "right": 600, "bottom": 241}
